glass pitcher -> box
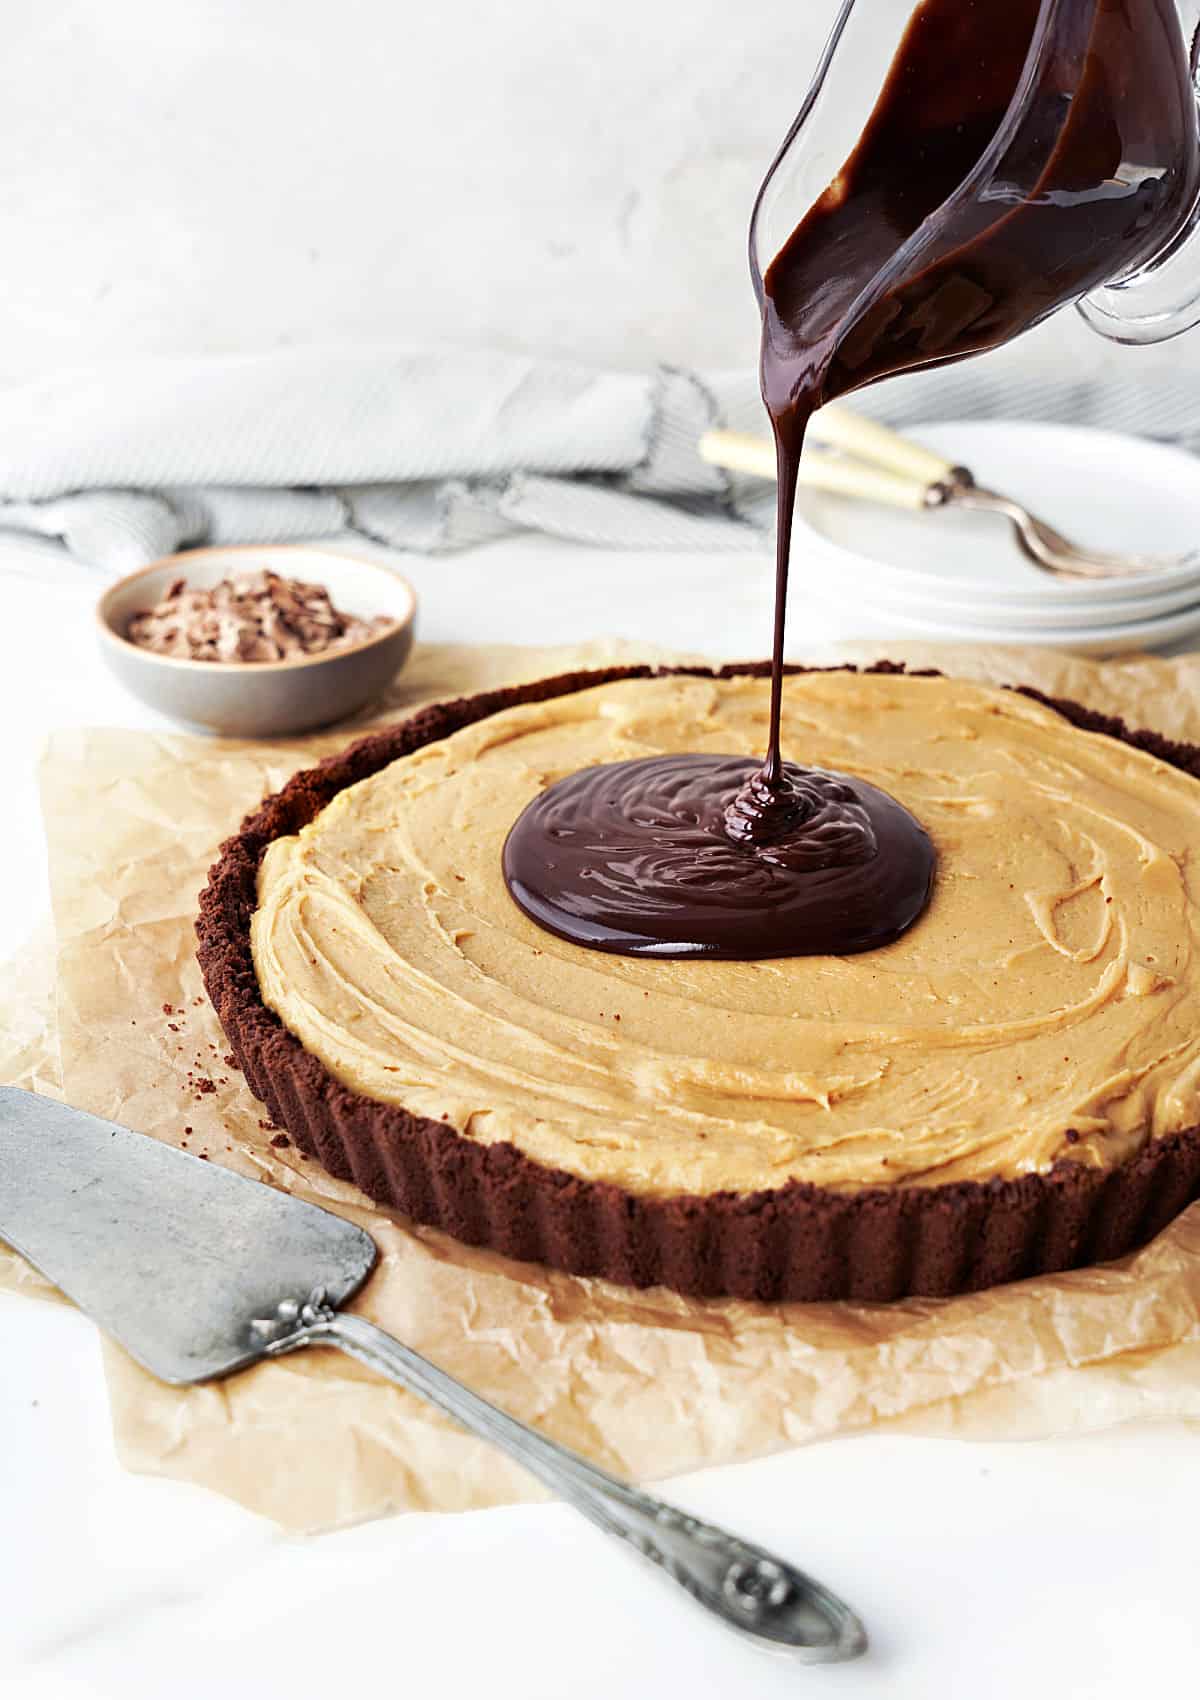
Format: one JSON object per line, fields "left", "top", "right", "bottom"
{"left": 751, "top": 0, "right": 1200, "bottom": 355}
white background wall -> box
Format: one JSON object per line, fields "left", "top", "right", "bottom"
{"left": 3, "top": 0, "right": 1195, "bottom": 387}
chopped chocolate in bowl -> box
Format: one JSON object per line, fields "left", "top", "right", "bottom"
{"left": 126, "top": 568, "right": 394, "bottom": 664}
{"left": 96, "top": 547, "right": 417, "bottom": 734}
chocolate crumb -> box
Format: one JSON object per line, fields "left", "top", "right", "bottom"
{"left": 1065, "top": 1129, "right": 1081, "bottom": 1144}
{"left": 270, "top": 1133, "right": 291, "bottom": 1149}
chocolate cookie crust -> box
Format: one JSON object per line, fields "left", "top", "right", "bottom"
{"left": 197, "top": 664, "right": 1200, "bottom": 1302}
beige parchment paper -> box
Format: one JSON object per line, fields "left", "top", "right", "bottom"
{"left": 5, "top": 636, "right": 1200, "bottom": 1532}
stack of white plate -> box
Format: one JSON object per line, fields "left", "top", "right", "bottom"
{"left": 794, "top": 421, "right": 1200, "bottom": 655}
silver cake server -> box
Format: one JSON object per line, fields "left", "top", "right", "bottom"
{"left": 0, "top": 1084, "right": 866, "bottom": 1662}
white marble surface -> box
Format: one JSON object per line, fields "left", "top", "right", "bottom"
{"left": 2, "top": 529, "right": 1199, "bottom": 1698}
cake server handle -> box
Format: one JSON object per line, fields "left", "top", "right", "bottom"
{"left": 262, "top": 1295, "right": 866, "bottom": 1661}
{"left": 700, "top": 409, "right": 959, "bottom": 488}
{"left": 806, "top": 404, "right": 960, "bottom": 484}
{"left": 699, "top": 428, "right": 945, "bottom": 510}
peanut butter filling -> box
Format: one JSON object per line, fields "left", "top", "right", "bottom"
{"left": 251, "top": 673, "right": 1200, "bottom": 1197}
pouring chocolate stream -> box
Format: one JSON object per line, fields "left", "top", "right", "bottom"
{"left": 505, "top": 0, "right": 1199, "bottom": 960}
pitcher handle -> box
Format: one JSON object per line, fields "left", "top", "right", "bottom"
{"left": 1079, "top": 10, "right": 1200, "bottom": 345}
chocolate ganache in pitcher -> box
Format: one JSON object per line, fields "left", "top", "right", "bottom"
{"left": 504, "top": 0, "right": 1200, "bottom": 960}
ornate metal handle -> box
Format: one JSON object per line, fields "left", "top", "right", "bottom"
{"left": 256, "top": 1292, "right": 866, "bottom": 1661}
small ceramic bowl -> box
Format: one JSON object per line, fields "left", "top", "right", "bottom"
{"left": 97, "top": 545, "right": 417, "bottom": 736}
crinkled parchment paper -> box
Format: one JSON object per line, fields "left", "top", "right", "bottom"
{"left": 5, "top": 637, "right": 1200, "bottom": 1532}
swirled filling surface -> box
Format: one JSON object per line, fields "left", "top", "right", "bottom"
{"left": 252, "top": 673, "right": 1200, "bottom": 1195}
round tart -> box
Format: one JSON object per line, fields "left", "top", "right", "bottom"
{"left": 198, "top": 664, "right": 1200, "bottom": 1301}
